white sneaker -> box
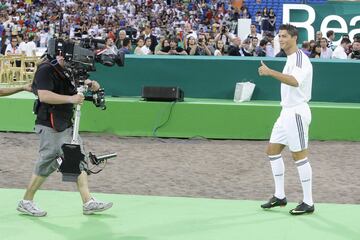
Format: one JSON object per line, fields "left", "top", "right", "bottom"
{"left": 17, "top": 200, "right": 47, "bottom": 217}
{"left": 83, "top": 197, "right": 113, "bottom": 215}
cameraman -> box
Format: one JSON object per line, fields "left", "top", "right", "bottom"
{"left": 17, "top": 55, "right": 113, "bottom": 217}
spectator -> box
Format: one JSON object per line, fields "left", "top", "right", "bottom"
{"left": 342, "top": 34, "right": 352, "bottom": 55}
{"left": 17, "top": 34, "right": 27, "bottom": 55}
{"left": 320, "top": 38, "right": 332, "bottom": 59}
{"left": 301, "top": 41, "right": 311, "bottom": 57}
{"left": 186, "top": 36, "right": 211, "bottom": 56}
{"left": 196, "top": 34, "right": 212, "bottom": 56}
{"left": 185, "top": 36, "right": 197, "bottom": 55}
{"left": 119, "top": 37, "right": 132, "bottom": 54}
{"left": 332, "top": 38, "right": 351, "bottom": 59}
{"left": 168, "top": 38, "right": 187, "bottom": 55}
{"left": 97, "top": 37, "right": 118, "bottom": 56}
{"left": 326, "top": 30, "right": 335, "bottom": 50}
{"left": 228, "top": 37, "right": 242, "bottom": 56}
{"left": 247, "top": 24, "right": 262, "bottom": 43}
{"left": 214, "top": 25, "right": 234, "bottom": 50}
{"left": 141, "top": 37, "right": 153, "bottom": 55}
{"left": 241, "top": 7, "right": 251, "bottom": 19}
{"left": 260, "top": 7, "right": 269, "bottom": 34}
{"left": 207, "top": 37, "right": 216, "bottom": 55}
{"left": 25, "top": 35, "right": 37, "bottom": 57}
{"left": 315, "top": 31, "right": 323, "bottom": 42}
{"left": 38, "top": 29, "right": 49, "bottom": 48}
{"left": 310, "top": 43, "right": 321, "bottom": 58}
{"left": 255, "top": 11, "right": 262, "bottom": 33}
{"left": 184, "top": 22, "right": 197, "bottom": 40}
{"left": 268, "top": 8, "right": 276, "bottom": 36}
{"left": 309, "top": 40, "right": 316, "bottom": 50}
{"left": 249, "top": 37, "right": 259, "bottom": 53}
{"left": 115, "top": 30, "right": 127, "bottom": 49}
{"left": 143, "top": 25, "right": 158, "bottom": 53}
{"left": 349, "top": 40, "right": 360, "bottom": 60}
{"left": 134, "top": 38, "right": 146, "bottom": 55}
{"left": 214, "top": 39, "right": 225, "bottom": 56}
{"left": 156, "top": 38, "right": 171, "bottom": 55}
{"left": 265, "top": 33, "right": 275, "bottom": 57}
{"left": 255, "top": 39, "right": 267, "bottom": 57}
{"left": 5, "top": 36, "right": 20, "bottom": 55}
{"left": 354, "top": 34, "right": 360, "bottom": 42}
{"left": 155, "top": 35, "right": 166, "bottom": 54}
{"left": 240, "top": 38, "right": 254, "bottom": 56}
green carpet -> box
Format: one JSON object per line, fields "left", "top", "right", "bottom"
{"left": 0, "top": 188, "right": 359, "bottom": 240}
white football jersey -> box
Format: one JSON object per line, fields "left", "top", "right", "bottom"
{"left": 281, "top": 49, "right": 313, "bottom": 107}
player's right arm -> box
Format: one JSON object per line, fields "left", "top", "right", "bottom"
{"left": 258, "top": 61, "right": 299, "bottom": 87}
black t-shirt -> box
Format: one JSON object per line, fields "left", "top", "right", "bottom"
{"left": 33, "top": 63, "right": 76, "bottom": 129}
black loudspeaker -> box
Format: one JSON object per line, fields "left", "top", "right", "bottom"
{"left": 141, "top": 86, "right": 184, "bottom": 102}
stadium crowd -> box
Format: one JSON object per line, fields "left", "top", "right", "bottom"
{"left": 0, "top": 0, "right": 359, "bottom": 59}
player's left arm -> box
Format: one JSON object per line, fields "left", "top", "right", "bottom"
{"left": 258, "top": 61, "right": 299, "bottom": 87}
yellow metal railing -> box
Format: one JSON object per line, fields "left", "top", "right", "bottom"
{"left": 0, "top": 55, "right": 40, "bottom": 86}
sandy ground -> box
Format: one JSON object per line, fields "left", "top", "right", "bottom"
{"left": 0, "top": 132, "right": 359, "bottom": 204}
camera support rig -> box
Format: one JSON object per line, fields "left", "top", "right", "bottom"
{"left": 44, "top": 35, "right": 125, "bottom": 182}
{"left": 58, "top": 83, "right": 117, "bottom": 182}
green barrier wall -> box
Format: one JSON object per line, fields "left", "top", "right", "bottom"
{"left": 90, "top": 56, "right": 360, "bottom": 103}
{"left": 1, "top": 94, "right": 360, "bottom": 141}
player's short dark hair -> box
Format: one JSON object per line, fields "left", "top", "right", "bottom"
{"left": 279, "top": 24, "right": 298, "bottom": 38}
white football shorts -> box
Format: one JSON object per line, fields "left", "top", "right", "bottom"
{"left": 270, "top": 103, "right": 312, "bottom": 152}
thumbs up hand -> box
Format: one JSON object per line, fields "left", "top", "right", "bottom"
{"left": 258, "top": 60, "right": 271, "bottom": 76}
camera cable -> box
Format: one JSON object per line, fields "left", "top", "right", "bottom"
{"left": 152, "top": 101, "right": 177, "bottom": 138}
